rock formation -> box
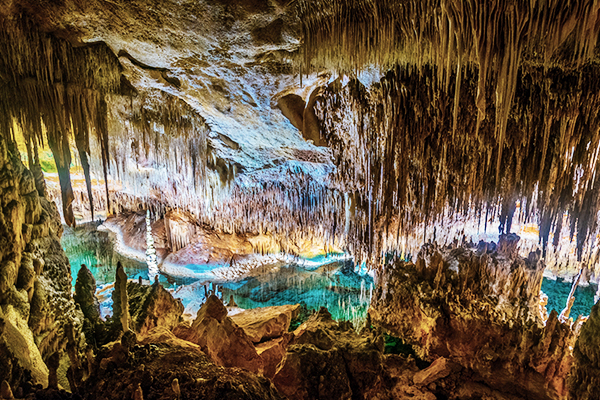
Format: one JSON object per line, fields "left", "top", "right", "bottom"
{"left": 0, "top": 140, "right": 83, "bottom": 390}
{"left": 370, "top": 236, "right": 580, "bottom": 399}
{"left": 174, "top": 295, "right": 264, "bottom": 374}
{"left": 112, "top": 262, "right": 130, "bottom": 333}
{"left": 73, "top": 328, "right": 284, "bottom": 400}
{"left": 273, "top": 307, "right": 387, "bottom": 400}
{"left": 570, "top": 301, "right": 600, "bottom": 399}
{"left": 230, "top": 304, "right": 300, "bottom": 344}
{"left": 74, "top": 264, "right": 101, "bottom": 324}
{"left": 127, "top": 280, "right": 184, "bottom": 337}
{"left": 1, "top": 0, "right": 600, "bottom": 399}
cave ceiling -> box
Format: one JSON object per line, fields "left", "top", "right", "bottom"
{"left": 2, "top": 0, "right": 600, "bottom": 268}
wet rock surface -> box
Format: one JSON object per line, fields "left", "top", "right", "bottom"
{"left": 370, "top": 237, "right": 579, "bottom": 400}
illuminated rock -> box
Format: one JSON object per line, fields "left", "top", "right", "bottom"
{"left": 370, "top": 239, "right": 579, "bottom": 399}
{"left": 273, "top": 307, "right": 386, "bottom": 400}
{"left": 127, "top": 281, "right": 184, "bottom": 337}
{"left": 230, "top": 304, "right": 300, "bottom": 343}
{"left": 174, "top": 295, "right": 264, "bottom": 374}
{"left": 570, "top": 301, "right": 600, "bottom": 399}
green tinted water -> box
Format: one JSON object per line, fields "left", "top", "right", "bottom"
{"left": 62, "top": 223, "right": 595, "bottom": 324}
{"left": 61, "top": 222, "right": 175, "bottom": 288}
{"left": 221, "top": 260, "right": 374, "bottom": 328}
{"left": 541, "top": 277, "right": 597, "bottom": 319}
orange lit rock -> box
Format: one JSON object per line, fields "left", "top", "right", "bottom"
{"left": 413, "top": 357, "right": 459, "bottom": 387}
{"left": 174, "top": 295, "right": 264, "bottom": 374}
{"left": 370, "top": 238, "right": 580, "bottom": 400}
{"left": 273, "top": 307, "right": 386, "bottom": 400}
{"left": 230, "top": 304, "right": 300, "bottom": 343}
{"left": 128, "top": 281, "right": 184, "bottom": 336}
{"left": 570, "top": 301, "right": 600, "bottom": 400}
{"left": 256, "top": 334, "right": 293, "bottom": 379}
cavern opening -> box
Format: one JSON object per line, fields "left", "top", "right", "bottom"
{"left": 1, "top": 1, "right": 600, "bottom": 399}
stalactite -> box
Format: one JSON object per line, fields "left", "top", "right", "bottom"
{"left": 98, "top": 98, "right": 112, "bottom": 216}
{"left": 0, "top": 14, "right": 121, "bottom": 224}
{"left": 48, "top": 131, "right": 76, "bottom": 227}
{"left": 315, "top": 60, "right": 600, "bottom": 266}
{"left": 75, "top": 133, "right": 95, "bottom": 222}
{"left": 297, "top": 0, "right": 600, "bottom": 263}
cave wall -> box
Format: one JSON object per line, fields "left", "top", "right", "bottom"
{"left": 570, "top": 300, "right": 600, "bottom": 399}
{"left": 0, "top": 138, "right": 83, "bottom": 389}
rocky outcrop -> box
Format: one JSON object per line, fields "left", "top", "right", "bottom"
{"left": 0, "top": 140, "right": 83, "bottom": 390}
{"left": 74, "top": 264, "right": 101, "bottom": 324}
{"left": 569, "top": 301, "right": 600, "bottom": 399}
{"left": 273, "top": 307, "right": 388, "bottom": 400}
{"left": 111, "top": 262, "right": 130, "bottom": 333}
{"left": 77, "top": 327, "right": 284, "bottom": 400}
{"left": 370, "top": 237, "right": 579, "bottom": 400}
{"left": 230, "top": 304, "right": 300, "bottom": 343}
{"left": 412, "top": 357, "right": 460, "bottom": 387}
{"left": 256, "top": 334, "right": 292, "bottom": 379}
{"left": 227, "top": 304, "right": 300, "bottom": 379}
{"left": 127, "top": 281, "right": 184, "bottom": 337}
{"left": 174, "top": 295, "right": 264, "bottom": 374}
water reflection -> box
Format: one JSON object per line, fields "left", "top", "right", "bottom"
{"left": 221, "top": 260, "right": 374, "bottom": 328}
{"left": 62, "top": 223, "right": 594, "bottom": 325}
{"left": 62, "top": 222, "right": 199, "bottom": 288}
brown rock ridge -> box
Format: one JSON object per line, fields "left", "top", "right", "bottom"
{"left": 230, "top": 304, "right": 300, "bottom": 343}
{"left": 369, "top": 236, "right": 579, "bottom": 400}
{"left": 78, "top": 328, "right": 285, "bottom": 400}
{"left": 273, "top": 307, "right": 388, "bottom": 400}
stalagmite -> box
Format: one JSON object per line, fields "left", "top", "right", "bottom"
{"left": 146, "top": 210, "right": 159, "bottom": 282}
{"left": 560, "top": 266, "right": 584, "bottom": 322}
{"left": 47, "top": 352, "right": 60, "bottom": 390}
{"left": 172, "top": 378, "right": 181, "bottom": 399}
{"left": 112, "top": 262, "right": 131, "bottom": 332}
{"left": 66, "top": 323, "right": 83, "bottom": 393}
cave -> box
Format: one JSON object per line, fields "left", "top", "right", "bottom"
{"left": 1, "top": 0, "right": 600, "bottom": 399}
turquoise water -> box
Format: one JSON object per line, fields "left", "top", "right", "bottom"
{"left": 62, "top": 223, "right": 595, "bottom": 324}
{"left": 541, "top": 278, "right": 597, "bottom": 318}
{"left": 221, "top": 260, "right": 374, "bottom": 328}
{"left": 62, "top": 223, "right": 373, "bottom": 325}
{"left": 61, "top": 222, "right": 176, "bottom": 288}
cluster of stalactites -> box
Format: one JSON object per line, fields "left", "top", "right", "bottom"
{"left": 0, "top": 15, "right": 121, "bottom": 226}
{"left": 202, "top": 174, "right": 348, "bottom": 256}
{"left": 95, "top": 91, "right": 209, "bottom": 216}
{"left": 315, "top": 60, "right": 600, "bottom": 266}
{"left": 298, "top": 0, "right": 600, "bottom": 74}
{"left": 298, "top": 0, "right": 600, "bottom": 206}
